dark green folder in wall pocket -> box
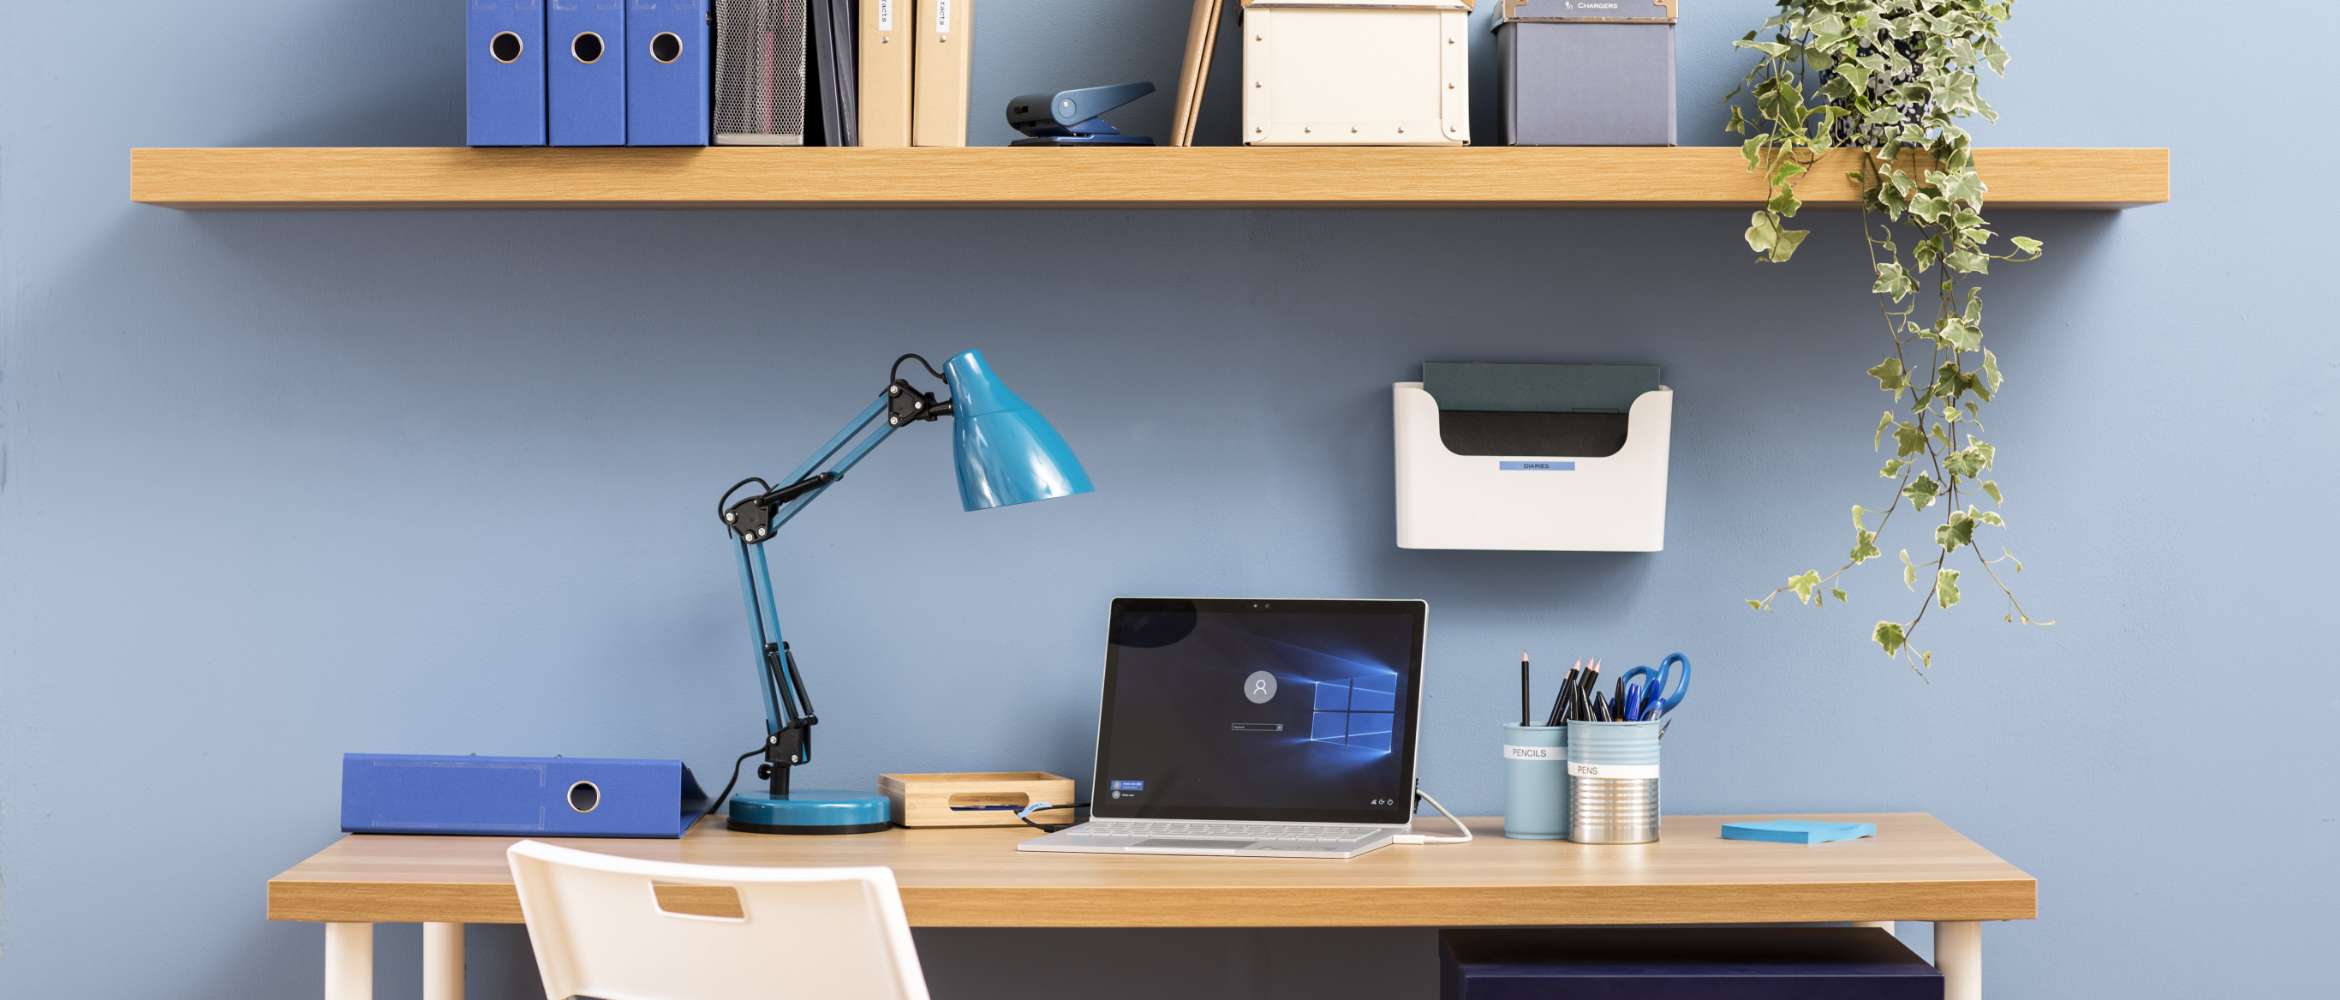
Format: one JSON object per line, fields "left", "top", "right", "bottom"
{"left": 1396, "top": 362, "right": 1672, "bottom": 552}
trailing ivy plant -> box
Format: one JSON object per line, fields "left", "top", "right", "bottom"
{"left": 1729, "top": 0, "right": 2048, "bottom": 670}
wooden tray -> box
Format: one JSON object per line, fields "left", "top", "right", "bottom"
{"left": 878, "top": 772, "right": 1079, "bottom": 828}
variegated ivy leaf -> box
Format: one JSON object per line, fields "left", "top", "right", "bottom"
{"left": 1935, "top": 510, "right": 1978, "bottom": 552}
{"left": 1903, "top": 473, "right": 1942, "bottom": 511}
{"left": 1937, "top": 569, "right": 1962, "bottom": 609}
{"left": 1851, "top": 529, "right": 1882, "bottom": 565}
{"left": 1868, "top": 357, "right": 1909, "bottom": 396}
{"left": 1894, "top": 422, "right": 1929, "bottom": 458}
{"left": 1788, "top": 570, "right": 1824, "bottom": 605}
{"left": 1944, "top": 441, "right": 1993, "bottom": 479}
{"left": 1872, "top": 262, "right": 1915, "bottom": 300}
{"left": 1874, "top": 621, "right": 1908, "bottom": 657}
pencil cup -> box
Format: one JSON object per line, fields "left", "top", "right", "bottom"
{"left": 1501, "top": 723, "right": 1569, "bottom": 840}
{"left": 1567, "top": 718, "right": 1662, "bottom": 844}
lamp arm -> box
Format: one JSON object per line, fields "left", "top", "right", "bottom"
{"left": 718, "top": 369, "right": 954, "bottom": 797}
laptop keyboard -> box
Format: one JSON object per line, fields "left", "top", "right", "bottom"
{"left": 1078, "top": 821, "right": 1383, "bottom": 844}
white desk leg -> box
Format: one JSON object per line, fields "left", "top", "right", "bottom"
{"left": 324, "top": 923, "right": 373, "bottom": 1000}
{"left": 1936, "top": 921, "right": 1981, "bottom": 1000}
{"left": 1854, "top": 920, "right": 1897, "bottom": 934}
{"left": 423, "top": 922, "right": 466, "bottom": 1000}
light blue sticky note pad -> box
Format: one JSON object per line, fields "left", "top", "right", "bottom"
{"left": 1721, "top": 820, "right": 1879, "bottom": 845}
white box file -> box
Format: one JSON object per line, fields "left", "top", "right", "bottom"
{"left": 1242, "top": 0, "right": 1473, "bottom": 146}
{"left": 1394, "top": 381, "right": 1673, "bottom": 551}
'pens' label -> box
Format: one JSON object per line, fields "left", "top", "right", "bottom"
{"left": 1567, "top": 761, "right": 1659, "bottom": 780}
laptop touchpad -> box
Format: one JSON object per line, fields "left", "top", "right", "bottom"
{"left": 1135, "top": 838, "right": 1257, "bottom": 850}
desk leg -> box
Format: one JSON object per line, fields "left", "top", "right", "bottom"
{"left": 1936, "top": 921, "right": 1981, "bottom": 1000}
{"left": 324, "top": 923, "right": 372, "bottom": 1000}
{"left": 1853, "top": 920, "right": 1897, "bottom": 934}
{"left": 424, "top": 923, "right": 466, "bottom": 1000}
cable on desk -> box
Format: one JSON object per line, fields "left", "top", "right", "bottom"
{"left": 1015, "top": 801, "right": 1089, "bottom": 833}
{"left": 1394, "top": 789, "right": 1473, "bottom": 845}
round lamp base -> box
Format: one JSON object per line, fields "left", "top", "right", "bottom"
{"left": 727, "top": 789, "right": 892, "bottom": 835}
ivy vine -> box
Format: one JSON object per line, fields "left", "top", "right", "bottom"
{"left": 1730, "top": 0, "right": 2049, "bottom": 669}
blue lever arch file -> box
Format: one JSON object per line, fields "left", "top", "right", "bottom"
{"left": 627, "top": 0, "right": 711, "bottom": 145}
{"left": 550, "top": 0, "right": 627, "bottom": 145}
{"left": 468, "top": 0, "right": 549, "bottom": 146}
{"left": 342, "top": 754, "right": 711, "bottom": 838}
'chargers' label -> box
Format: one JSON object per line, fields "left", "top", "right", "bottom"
{"left": 1500, "top": 461, "right": 1577, "bottom": 471}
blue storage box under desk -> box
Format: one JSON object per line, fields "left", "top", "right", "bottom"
{"left": 1441, "top": 928, "right": 1942, "bottom": 999}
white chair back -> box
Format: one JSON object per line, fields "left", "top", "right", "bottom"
{"left": 507, "top": 840, "right": 931, "bottom": 1000}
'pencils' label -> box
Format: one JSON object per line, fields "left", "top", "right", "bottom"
{"left": 1503, "top": 745, "right": 1564, "bottom": 761}
{"left": 878, "top": 0, "right": 892, "bottom": 32}
{"left": 935, "top": 0, "right": 951, "bottom": 34}
{"left": 1568, "top": 761, "right": 1659, "bottom": 780}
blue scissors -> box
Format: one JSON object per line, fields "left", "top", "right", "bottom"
{"left": 1618, "top": 652, "right": 1691, "bottom": 722}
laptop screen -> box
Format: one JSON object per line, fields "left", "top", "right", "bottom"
{"left": 1091, "top": 598, "right": 1427, "bottom": 826}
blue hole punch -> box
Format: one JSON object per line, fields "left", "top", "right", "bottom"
{"left": 1006, "top": 81, "right": 1157, "bottom": 146}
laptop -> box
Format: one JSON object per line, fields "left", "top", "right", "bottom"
{"left": 1019, "top": 597, "right": 1428, "bottom": 860}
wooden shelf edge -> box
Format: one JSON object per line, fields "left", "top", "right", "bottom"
{"left": 133, "top": 146, "right": 2168, "bottom": 211}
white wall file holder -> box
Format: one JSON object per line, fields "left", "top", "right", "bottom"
{"left": 1393, "top": 381, "right": 1673, "bottom": 551}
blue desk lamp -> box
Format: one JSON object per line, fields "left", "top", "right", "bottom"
{"left": 715, "top": 350, "right": 1093, "bottom": 834}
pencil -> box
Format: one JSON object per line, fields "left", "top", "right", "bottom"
{"left": 1519, "top": 651, "right": 1531, "bottom": 726}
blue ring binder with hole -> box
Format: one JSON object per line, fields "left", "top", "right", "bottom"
{"left": 341, "top": 753, "right": 710, "bottom": 838}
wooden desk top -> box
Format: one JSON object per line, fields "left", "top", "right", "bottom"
{"left": 268, "top": 813, "right": 2033, "bottom": 928}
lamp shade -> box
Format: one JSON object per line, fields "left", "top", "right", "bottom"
{"left": 944, "top": 350, "right": 1096, "bottom": 511}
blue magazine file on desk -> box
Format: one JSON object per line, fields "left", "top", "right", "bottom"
{"left": 468, "top": 0, "right": 548, "bottom": 146}
{"left": 627, "top": 0, "right": 710, "bottom": 145}
{"left": 342, "top": 754, "right": 710, "bottom": 838}
{"left": 550, "top": 0, "right": 627, "bottom": 145}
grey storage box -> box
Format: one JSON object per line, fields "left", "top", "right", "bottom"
{"left": 1495, "top": 0, "right": 1678, "bottom": 146}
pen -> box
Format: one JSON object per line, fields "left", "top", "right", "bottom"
{"left": 1577, "top": 659, "right": 1602, "bottom": 722}
{"left": 1543, "top": 661, "right": 1575, "bottom": 726}
{"left": 1519, "top": 651, "right": 1531, "bottom": 727}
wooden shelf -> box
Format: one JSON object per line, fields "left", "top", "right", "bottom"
{"left": 130, "top": 146, "right": 2167, "bottom": 211}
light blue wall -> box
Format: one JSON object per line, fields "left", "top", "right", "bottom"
{"left": 2, "top": 1, "right": 2333, "bottom": 997}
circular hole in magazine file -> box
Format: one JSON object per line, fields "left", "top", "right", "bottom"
{"left": 650, "top": 31, "right": 683, "bottom": 64}
{"left": 490, "top": 30, "right": 524, "bottom": 65}
{"left": 572, "top": 31, "right": 604, "bottom": 65}
{"left": 567, "top": 780, "right": 601, "bottom": 814}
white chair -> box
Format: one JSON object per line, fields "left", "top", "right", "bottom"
{"left": 506, "top": 840, "right": 931, "bottom": 1000}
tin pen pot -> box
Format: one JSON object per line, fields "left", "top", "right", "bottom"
{"left": 1501, "top": 723, "right": 1569, "bottom": 840}
{"left": 1566, "top": 718, "right": 1662, "bottom": 844}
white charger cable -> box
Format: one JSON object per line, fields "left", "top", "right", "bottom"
{"left": 1394, "top": 788, "right": 1473, "bottom": 846}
